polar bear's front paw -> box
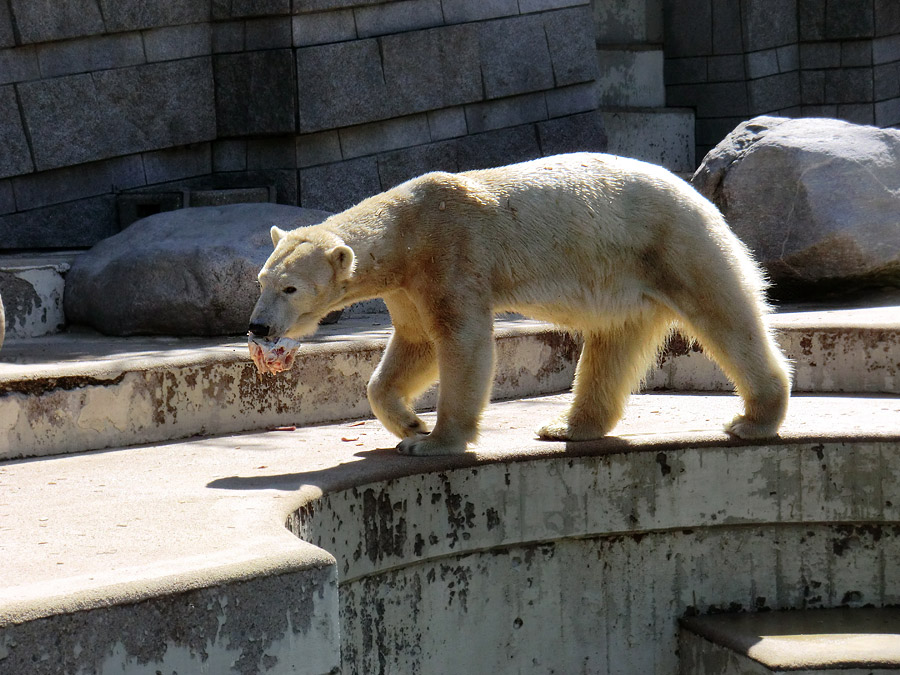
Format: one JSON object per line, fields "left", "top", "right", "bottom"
{"left": 724, "top": 415, "right": 780, "bottom": 439}
{"left": 396, "top": 434, "right": 466, "bottom": 456}
{"left": 537, "top": 416, "right": 608, "bottom": 442}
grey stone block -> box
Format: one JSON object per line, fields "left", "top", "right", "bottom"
{"left": 10, "top": 0, "right": 104, "bottom": 44}
{"left": 381, "top": 24, "right": 483, "bottom": 116}
{"left": 456, "top": 124, "right": 541, "bottom": 171}
{"left": 216, "top": 50, "right": 296, "bottom": 136}
{"left": 355, "top": 0, "right": 443, "bottom": 38}
{"left": 20, "top": 59, "right": 215, "bottom": 171}
{"left": 0, "top": 47, "right": 39, "bottom": 86}
{"left": 300, "top": 157, "right": 381, "bottom": 211}
{"left": 800, "top": 103, "right": 837, "bottom": 117}
{"left": 544, "top": 6, "right": 598, "bottom": 87}
{"left": 875, "top": 97, "right": 900, "bottom": 126}
{"left": 601, "top": 108, "right": 694, "bottom": 171}
{"left": 0, "top": 180, "right": 14, "bottom": 215}
{"left": 664, "top": 0, "right": 712, "bottom": 57}
{"left": 665, "top": 57, "right": 708, "bottom": 85}
{"left": 836, "top": 103, "right": 874, "bottom": 126}
{"left": 214, "top": 0, "right": 290, "bottom": 19}
{"left": 427, "top": 107, "right": 467, "bottom": 141}
{"left": 339, "top": 115, "right": 431, "bottom": 160}
{"left": 825, "top": 68, "right": 874, "bottom": 104}
{"left": 667, "top": 81, "right": 749, "bottom": 118}
{"left": 537, "top": 111, "right": 607, "bottom": 156}
{"left": 377, "top": 141, "right": 459, "bottom": 190}
{"left": 544, "top": 81, "right": 599, "bottom": 117}
{"left": 98, "top": 0, "right": 210, "bottom": 32}
{"left": 518, "top": 0, "right": 588, "bottom": 12}
{"left": 213, "top": 140, "right": 247, "bottom": 172}
{"left": 594, "top": 0, "right": 654, "bottom": 44}
{"left": 712, "top": 0, "right": 743, "bottom": 54}
{"left": 876, "top": 0, "right": 900, "bottom": 37}
{"left": 875, "top": 62, "right": 900, "bottom": 101}
{"left": 143, "top": 145, "right": 213, "bottom": 185}
{"left": 0, "top": 86, "right": 33, "bottom": 179}
{"left": 0, "top": 195, "right": 118, "bottom": 248}
{"left": 441, "top": 0, "right": 518, "bottom": 24}
{"left": 12, "top": 156, "right": 144, "bottom": 211}
{"left": 800, "top": 41, "right": 841, "bottom": 69}
{"left": 478, "top": 16, "right": 555, "bottom": 99}
{"left": 824, "top": 0, "right": 874, "bottom": 39}
{"left": 801, "top": 70, "right": 826, "bottom": 104}
{"left": 296, "top": 131, "right": 342, "bottom": 168}
{"left": 36, "top": 33, "right": 146, "bottom": 78}
{"left": 841, "top": 40, "right": 873, "bottom": 67}
{"left": 798, "top": 0, "right": 824, "bottom": 40}
{"left": 465, "top": 92, "right": 547, "bottom": 135}
{"left": 741, "top": 0, "right": 797, "bottom": 51}
{"left": 291, "top": 10, "right": 356, "bottom": 46}
{"left": 212, "top": 21, "right": 245, "bottom": 53}
{"left": 873, "top": 35, "right": 900, "bottom": 65}
{"left": 143, "top": 24, "right": 212, "bottom": 62}
{"left": 747, "top": 71, "right": 801, "bottom": 111}
{"left": 296, "top": 39, "right": 391, "bottom": 132}
{"left": 746, "top": 48, "right": 779, "bottom": 79}
{"left": 0, "top": 3, "right": 14, "bottom": 48}
{"left": 247, "top": 137, "right": 297, "bottom": 170}
{"left": 596, "top": 49, "right": 665, "bottom": 107}
{"left": 776, "top": 44, "right": 799, "bottom": 72}
{"left": 245, "top": 16, "right": 293, "bottom": 49}
{"left": 708, "top": 54, "right": 745, "bottom": 82}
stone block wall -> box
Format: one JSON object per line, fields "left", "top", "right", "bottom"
{"left": 663, "top": 0, "right": 900, "bottom": 159}
{"left": 0, "top": 0, "right": 606, "bottom": 250}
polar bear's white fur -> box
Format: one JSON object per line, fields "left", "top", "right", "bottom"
{"left": 249, "top": 153, "right": 791, "bottom": 456}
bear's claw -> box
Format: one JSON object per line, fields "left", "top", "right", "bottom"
{"left": 396, "top": 435, "right": 466, "bottom": 456}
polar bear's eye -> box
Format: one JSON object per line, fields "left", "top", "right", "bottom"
{"left": 283, "top": 286, "right": 297, "bottom": 294}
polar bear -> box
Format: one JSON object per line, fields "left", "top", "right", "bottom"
{"left": 249, "top": 153, "right": 791, "bottom": 456}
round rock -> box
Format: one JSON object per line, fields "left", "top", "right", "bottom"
{"left": 692, "top": 116, "right": 900, "bottom": 297}
{"left": 65, "top": 203, "right": 331, "bottom": 336}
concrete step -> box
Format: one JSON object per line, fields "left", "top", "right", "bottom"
{"left": 680, "top": 608, "right": 900, "bottom": 673}
{"left": 0, "top": 304, "right": 897, "bottom": 461}
{"left": 0, "top": 252, "right": 76, "bottom": 339}
{"left": 1, "top": 393, "right": 898, "bottom": 674}
{"left": 600, "top": 107, "right": 696, "bottom": 172}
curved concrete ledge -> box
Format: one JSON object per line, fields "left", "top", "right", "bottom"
{"left": 1, "top": 392, "right": 898, "bottom": 674}
{"left": 0, "top": 305, "right": 897, "bottom": 460}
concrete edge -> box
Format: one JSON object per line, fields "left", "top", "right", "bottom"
{"left": 0, "top": 536, "right": 334, "bottom": 627}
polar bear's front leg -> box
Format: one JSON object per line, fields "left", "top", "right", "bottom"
{"left": 367, "top": 331, "right": 437, "bottom": 439}
{"left": 397, "top": 314, "right": 496, "bottom": 456}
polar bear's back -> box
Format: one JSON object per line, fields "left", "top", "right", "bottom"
{"left": 454, "top": 153, "right": 763, "bottom": 321}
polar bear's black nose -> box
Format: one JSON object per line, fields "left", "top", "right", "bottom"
{"left": 248, "top": 322, "right": 271, "bottom": 337}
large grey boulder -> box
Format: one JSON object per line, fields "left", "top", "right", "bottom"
{"left": 65, "top": 203, "right": 331, "bottom": 336}
{"left": 692, "top": 116, "right": 900, "bottom": 296}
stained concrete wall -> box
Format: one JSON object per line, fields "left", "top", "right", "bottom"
{"left": 292, "top": 440, "right": 900, "bottom": 674}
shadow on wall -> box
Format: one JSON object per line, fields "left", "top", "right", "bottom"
{"left": 0, "top": 293, "right": 4, "bottom": 351}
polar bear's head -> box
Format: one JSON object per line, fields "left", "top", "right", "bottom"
{"left": 248, "top": 226, "right": 355, "bottom": 340}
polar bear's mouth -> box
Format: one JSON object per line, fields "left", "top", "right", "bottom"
{"left": 248, "top": 335, "right": 303, "bottom": 375}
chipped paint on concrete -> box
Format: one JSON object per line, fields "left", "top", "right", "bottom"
{"left": 0, "top": 262, "right": 68, "bottom": 339}
{"left": 290, "top": 440, "right": 900, "bottom": 674}
{"left": 0, "top": 567, "right": 339, "bottom": 675}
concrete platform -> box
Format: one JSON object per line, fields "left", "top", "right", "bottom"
{"left": 1, "top": 305, "right": 897, "bottom": 460}
{"left": 2, "top": 392, "right": 899, "bottom": 673}
{"left": 680, "top": 608, "right": 900, "bottom": 673}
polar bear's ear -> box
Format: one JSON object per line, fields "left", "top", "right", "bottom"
{"left": 328, "top": 245, "right": 355, "bottom": 280}
{"left": 270, "top": 226, "right": 287, "bottom": 247}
